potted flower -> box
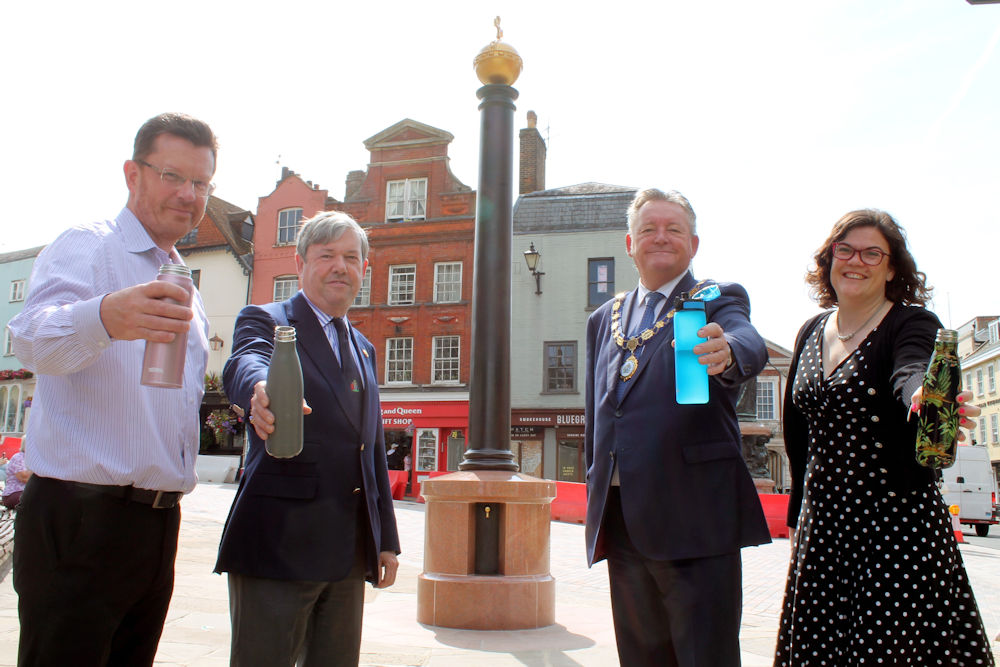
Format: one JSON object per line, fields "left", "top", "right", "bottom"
{"left": 204, "top": 372, "right": 225, "bottom": 395}
{"left": 205, "top": 408, "right": 242, "bottom": 447}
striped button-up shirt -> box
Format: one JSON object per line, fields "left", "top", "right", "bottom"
{"left": 8, "top": 208, "right": 209, "bottom": 493}
{"left": 302, "top": 293, "right": 364, "bottom": 387}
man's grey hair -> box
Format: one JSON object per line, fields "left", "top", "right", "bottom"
{"left": 626, "top": 188, "right": 697, "bottom": 236}
{"left": 296, "top": 210, "right": 369, "bottom": 262}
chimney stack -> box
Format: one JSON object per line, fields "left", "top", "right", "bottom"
{"left": 344, "top": 170, "right": 366, "bottom": 201}
{"left": 519, "top": 110, "right": 546, "bottom": 195}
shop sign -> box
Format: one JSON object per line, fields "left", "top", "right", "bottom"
{"left": 382, "top": 405, "right": 422, "bottom": 428}
{"left": 513, "top": 414, "right": 554, "bottom": 426}
{"left": 555, "top": 413, "right": 585, "bottom": 425}
{"left": 380, "top": 401, "right": 470, "bottom": 429}
{"left": 512, "top": 411, "right": 585, "bottom": 428}
{"left": 511, "top": 425, "right": 544, "bottom": 439}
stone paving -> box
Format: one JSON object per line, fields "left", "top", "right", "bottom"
{"left": 0, "top": 482, "right": 996, "bottom": 666}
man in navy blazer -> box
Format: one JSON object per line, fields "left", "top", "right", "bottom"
{"left": 584, "top": 188, "right": 770, "bottom": 666}
{"left": 217, "top": 211, "right": 400, "bottom": 666}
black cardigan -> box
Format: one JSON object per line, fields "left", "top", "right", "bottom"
{"left": 783, "top": 302, "right": 941, "bottom": 527}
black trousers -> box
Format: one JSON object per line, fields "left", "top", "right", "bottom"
{"left": 604, "top": 487, "right": 743, "bottom": 667}
{"left": 13, "top": 475, "right": 181, "bottom": 666}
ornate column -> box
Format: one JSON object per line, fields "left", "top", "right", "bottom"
{"left": 416, "top": 19, "right": 556, "bottom": 630}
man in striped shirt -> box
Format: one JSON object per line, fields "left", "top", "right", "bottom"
{"left": 7, "top": 112, "right": 215, "bottom": 666}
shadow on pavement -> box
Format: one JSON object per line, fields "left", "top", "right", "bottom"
{"left": 428, "top": 621, "right": 595, "bottom": 653}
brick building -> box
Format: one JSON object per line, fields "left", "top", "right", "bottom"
{"left": 957, "top": 315, "right": 1000, "bottom": 483}
{"left": 251, "top": 119, "right": 476, "bottom": 495}
{"left": 177, "top": 195, "right": 254, "bottom": 376}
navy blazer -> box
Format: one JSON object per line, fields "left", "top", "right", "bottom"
{"left": 215, "top": 293, "right": 400, "bottom": 583}
{"left": 584, "top": 272, "right": 771, "bottom": 565}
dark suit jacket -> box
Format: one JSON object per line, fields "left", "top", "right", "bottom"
{"left": 215, "top": 292, "right": 400, "bottom": 583}
{"left": 584, "top": 272, "right": 771, "bottom": 566}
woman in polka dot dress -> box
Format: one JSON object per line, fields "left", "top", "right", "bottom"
{"left": 775, "top": 209, "right": 994, "bottom": 666}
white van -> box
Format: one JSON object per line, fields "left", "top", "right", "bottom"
{"left": 940, "top": 444, "right": 999, "bottom": 537}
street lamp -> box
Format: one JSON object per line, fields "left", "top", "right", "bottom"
{"left": 209, "top": 334, "right": 225, "bottom": 351}
{"left": 522, "top": 242, "right": 545, "bottom": 295}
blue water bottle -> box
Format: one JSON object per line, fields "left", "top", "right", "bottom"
{"left": 674, "top": 292, "right": 709, "bottom": 404}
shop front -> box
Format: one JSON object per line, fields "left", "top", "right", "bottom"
{"left": 380, "top": 400, "right": 469, "bottom": 498}
{"left": 510, "top": 409, "right": 586, "bottom": 482}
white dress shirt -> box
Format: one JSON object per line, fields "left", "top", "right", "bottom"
{"left": 623, "top": 271, "right": 688, "bottom": 335}
{"left": 8, "top": 208, "right": 209, "bottom": 492}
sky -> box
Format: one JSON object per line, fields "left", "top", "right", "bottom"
{"left": 2, "top": 0, "right": 998, "bottom": 348}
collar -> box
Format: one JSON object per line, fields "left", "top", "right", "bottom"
{"left": 301, "top": 291, "right": 349, "bottom": 332}
{"left": 116, "top": 207, "right": 183, "bottom": 264}
{"left": 636, "top": 270, "right": 689, "bottom": 308}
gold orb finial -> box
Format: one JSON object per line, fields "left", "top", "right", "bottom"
{"left": 474, "top": 16, "right": 522, "bottom": 86}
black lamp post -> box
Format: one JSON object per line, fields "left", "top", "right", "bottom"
{"left": 523, "top": 243, "right": 545, "bottom": 295}
{"left": 415, "top": 21, "right": 556, "bottom": 632}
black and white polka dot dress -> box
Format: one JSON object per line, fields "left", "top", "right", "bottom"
{"left": 774, "top": 315, "right": 995, "bottom": 666}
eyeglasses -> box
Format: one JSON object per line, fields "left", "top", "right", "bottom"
{"left": 831, "top": 242, "right": 889, "bottom": 266}
{"left": 136, "top": 159, "right": 215, "bottom": 197}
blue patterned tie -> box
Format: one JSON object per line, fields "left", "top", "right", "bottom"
{"left": 616, "top": 291, "right": 665, "bottom": 402}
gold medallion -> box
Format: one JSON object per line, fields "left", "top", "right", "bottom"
{"left": 611, "top": 281, "right": 712, "bottom": 382}
{"left": 620, "top": 353, "right": 638, "bottom": 381}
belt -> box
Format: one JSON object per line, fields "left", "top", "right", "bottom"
{"left": 73, "top": 482, "right": 182, "bottom": 509}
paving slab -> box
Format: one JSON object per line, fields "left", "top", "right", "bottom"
{"left": 0, "top": 482, "right": 995, "bottom": 666}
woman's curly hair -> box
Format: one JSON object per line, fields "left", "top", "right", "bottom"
{"left": 806, "top": 209, "right": 932, "bottom": 308}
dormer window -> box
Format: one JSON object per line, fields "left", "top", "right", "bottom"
{"left": 386, "top": 178, "right": 427, "bottom": 222}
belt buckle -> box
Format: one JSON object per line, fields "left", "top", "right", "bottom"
{"left": 151, "top": 491, "right": 174, "bottom": 509}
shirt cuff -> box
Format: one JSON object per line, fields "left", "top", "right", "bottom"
{"left": 75, "top": 294, "right": 114, "bottom": 350}
{"left": 720, "top": 350, "right": 743, "bottom": 383}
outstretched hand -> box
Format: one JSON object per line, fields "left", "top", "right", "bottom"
{"left": 693, "top": 322, "right": 733, "bottom": 376}
{"left": 910, "top": 388, "right": 979, "bottom": 441}
{"left": 248, "top": 380, "right": 312, "bottom": 440}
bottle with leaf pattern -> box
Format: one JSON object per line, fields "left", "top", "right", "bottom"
{"left": 915, "top": 329, "right": 961, "bottom": 469}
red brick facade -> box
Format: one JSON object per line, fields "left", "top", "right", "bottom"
{"left": 250, "top": 173, "right": 329, "bottom": 304}
{"left": 251, "top": 119, "right": 476, "bottom": 389}
{"left": 519, "top": 110, "right": 546, "bottom": 195}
